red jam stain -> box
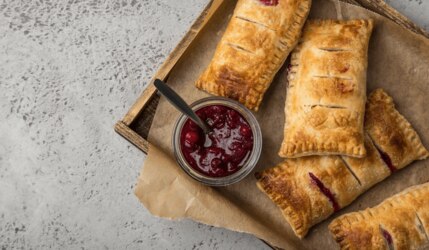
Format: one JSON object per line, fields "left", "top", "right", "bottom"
{"left": 375, "top": 148, "right": 397, "bottom": 173}
{"left": 309, "top": 172, "right": 340, "bottom": 212}
{"left": 337, "top": 82, "right": 354, "bottom": 93}
{"left": 339, "top": 64, "right": 350, "bottom": 73}
{"left": 380, "top": 227, "right": 394, "bottom": 249}
{"left": 180, "top": 105, "right": 254, "bottom": 178}
{"left": 258, "top": 0, "right": 279, "bottom": 6}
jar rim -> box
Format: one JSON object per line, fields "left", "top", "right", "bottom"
{"left": 172, "top": 97, "right": 262, "bottom": 186}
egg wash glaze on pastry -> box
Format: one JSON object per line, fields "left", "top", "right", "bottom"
{"left": 196, "top": 0, "right": 312, "bottom": 111}
{"left": 256, "top": 89, "right": 429, "bottom": 238}
{"left": 280, "top": 19, "right": 374, "bottom": 158}
{"left": 330, "top": 182, "right": 429, "bottom": 250}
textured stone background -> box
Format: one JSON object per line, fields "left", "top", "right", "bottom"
{"left": 0, "top": 0, "right": 428, "bottom": 249}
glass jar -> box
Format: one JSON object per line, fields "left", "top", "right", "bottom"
{"left": 172, "top": 97, "right": 262, "bottom": 186}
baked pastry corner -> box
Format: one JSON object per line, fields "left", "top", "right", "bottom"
{"left": 329, "top": 182, "right": 429, "bottom": 250}
{"left": 365, "top": 88, "right": 429, "bottom": 171}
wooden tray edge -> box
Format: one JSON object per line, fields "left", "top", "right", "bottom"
{"left": 115, "top": 1, "right": 429, "bottom": 248}
{"left": 115, "top": 121, "right": 150, "bottom": 152}
{"left": 355, "top": 0, "right": 429, "bottom": 38}
{"left": 121, "top": 0, "right": 226, "bottom": 127}
{"left": 115, "top": 0, "right": 429, "bottom": 156}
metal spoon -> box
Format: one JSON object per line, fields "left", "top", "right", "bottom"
{"left": 154, "top": 79, "right": 211, "bottom": 134}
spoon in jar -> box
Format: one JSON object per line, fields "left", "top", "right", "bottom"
{"left": 154, "top": 79, "right": 212, "bottom": 134}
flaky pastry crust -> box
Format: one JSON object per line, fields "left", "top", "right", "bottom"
{"left": 195, "top": 0, "right": 312, "bottom": 111}
{"left": 279, "top": 19, "right": 374, "bottom": 158}
{"left": 256, "top": 136, "right": 386, "bottom": 238}
{"left": 329, "top": 182, "right": 429, "bottom": 250}
{"left": 365, "top": 88, "right": 429, "bottom": 170}
{"left": 256, "top": 89, "right": 429, "bottom": 238}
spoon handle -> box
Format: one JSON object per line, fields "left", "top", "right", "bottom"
{"left": 154, "top": 79, "right": 211, "bottom": 134}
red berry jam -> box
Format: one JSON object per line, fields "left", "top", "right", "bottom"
{"left": 375, "top": 147, "right": 397, "bottom": 173}
{"left": 380, "top": 227, "right": 393, "bottom": 248}
{"left": 180, "top": 105, "right": 254, "bottom": 178}
{"left": 309, "top": 172, "right": 340, "bottom": 212}
{"left": 258, "top": 0, "right": 279, "bottom": 6}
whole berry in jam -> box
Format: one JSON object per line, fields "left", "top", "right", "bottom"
{"left": 240, "top": 125, "right": 252, "bottom": 137}
{"left": 185, "top": 131, "right": 200, "bottom": 145}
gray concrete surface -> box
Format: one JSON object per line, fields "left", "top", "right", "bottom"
{"left": 0, "top": 0, "right": 428, "bottom": 249}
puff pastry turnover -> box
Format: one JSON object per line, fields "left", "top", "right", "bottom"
{"left": 256, "top": 89, "right": 429, "bottom": 238}
{"left": 195, "top": 0, "right": 312, "bottom": 111}
{"left": 279, "top": 19, "right": 374, "bottom": 158}
{"left": 329, "top": 182, "right": 429, "bottom": 250}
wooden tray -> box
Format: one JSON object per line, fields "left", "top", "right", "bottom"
{"left": 115, "top": 0, "right": 428, "bottom": 154}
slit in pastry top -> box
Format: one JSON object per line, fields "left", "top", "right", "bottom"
{"left": 329, "top": 183, "right": 429, "bottom": 250}
{"left": 256, "top": 89, "right": 429, "bottom": 238}
{"left": 279, "top": 19, "right": 374, "bottom": 158}
{"left": 195, "top": 0, "right": 312, "bottom": 111}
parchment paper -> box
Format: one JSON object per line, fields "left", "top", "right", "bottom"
{"left": 135, "top": 0, "right": 429, "bottom": 248}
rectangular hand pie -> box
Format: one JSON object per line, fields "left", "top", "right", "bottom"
{"left": 279, "top": 19, "right": 374, "bottom": 158}
{"left": 256, "top": 89, "right": 429, "bottom": 238}
{"left": 195, "top": 0, "right": 312, "bottom": 111}
{"left": 329, "top": 182, "right": 429, "bottom": 250}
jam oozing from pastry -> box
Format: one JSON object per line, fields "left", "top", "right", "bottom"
{"left": 309, "top": 173, "right": 340, "bottom": 212}
{"left": 180, "top": 105, "right": 254, "bottom": 178}
{"left": 258, "top": 0, "right": 279, "bottom": 6}
{"left": 380, "top": 227, "right": 394, "bottom": 249}
{"left": 376, "top": 148, "right": 397, "bottom": 173}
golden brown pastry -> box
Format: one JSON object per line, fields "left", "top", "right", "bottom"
{"left": 279, "top": 19, "right": 374, "bottom": 158}
{"left": 329, "top": 182, "right": 429, "bottom": 250}
{"left": 256, "top": 89, "right": 429, "bottom": 238}
{"left": 256, "top": 136, "right": 387, "bottom": 238}
{"left": 365, "top": 89, "right": 429, "bottom": 172}
{"left": 195, "top": 0, "right": 312, "bottom": 111}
